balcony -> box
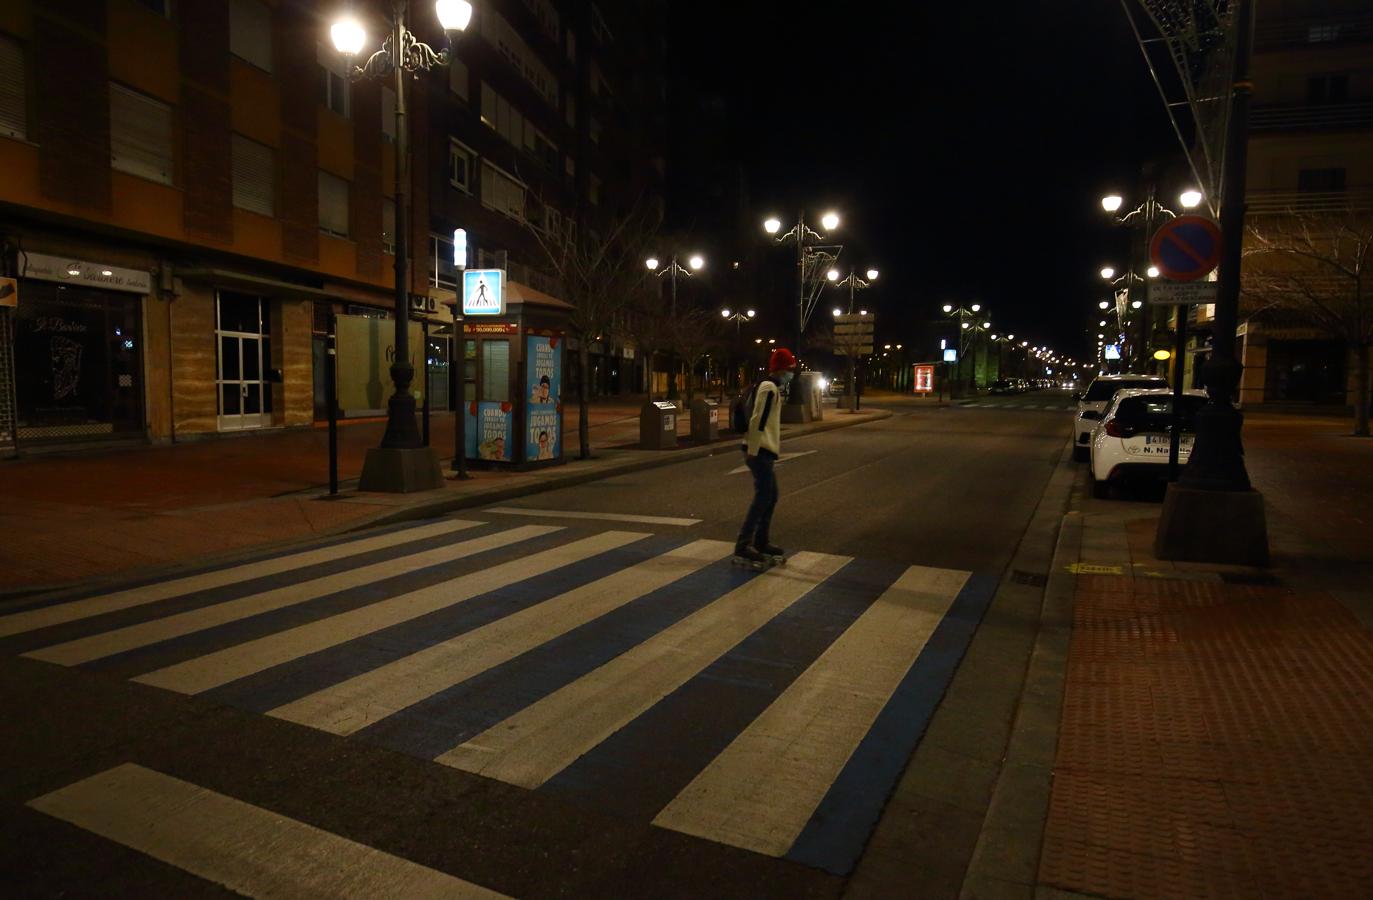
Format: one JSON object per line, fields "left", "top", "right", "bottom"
{"left": 1255, "top": 12, "right": 1373, "bottom": 51}
{"left": 1250, "top": 101, "right": 1373, "bottom": 131}
{"left": 1246, "top": 188, "right": 1373, "bottom": 215}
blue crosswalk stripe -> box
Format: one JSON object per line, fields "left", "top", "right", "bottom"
{"left": 2, "top": 516, "right": 994, "bottom": 875}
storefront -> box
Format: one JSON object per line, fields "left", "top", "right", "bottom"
{"left": 11, "top": 253, "right": 150, "bottom": 444}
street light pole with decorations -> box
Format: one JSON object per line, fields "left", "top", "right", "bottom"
{"left": 332, "top": 0, "right": 473, "bottom": 492}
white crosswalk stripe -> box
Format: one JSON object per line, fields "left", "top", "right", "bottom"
{"left": 29, "top": 764, "right": 509, "bottom": 899}
{"left": 0, "top": 519, "right": 483, "bottom": 639}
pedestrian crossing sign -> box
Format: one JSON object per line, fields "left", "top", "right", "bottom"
{"left": 463, "top": 269, "right": 505, "bottom": 316}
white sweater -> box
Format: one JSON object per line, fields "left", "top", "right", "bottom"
{"left": 745, "top": 380, "right": 782, "bottom": 458}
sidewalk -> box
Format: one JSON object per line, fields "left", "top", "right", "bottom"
{"left": 972, "top": 413, "right": 1373, "bottom": 899}
{"left": 0, "top": 396, "right": 885, "bottom": 595}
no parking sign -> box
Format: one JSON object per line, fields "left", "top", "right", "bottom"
{"left": 1150, "top": 216, "right": 1222, "bottom": 282}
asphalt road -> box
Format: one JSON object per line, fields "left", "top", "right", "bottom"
{"left": 0, "top": 398, "right": 1072, "bottom": 899}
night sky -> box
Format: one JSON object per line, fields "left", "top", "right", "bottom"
{"left": 665, "top": 0, "right": 1181, "bottom": 361}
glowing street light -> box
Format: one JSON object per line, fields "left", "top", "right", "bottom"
{"left": 688, "top": 254, "right": 705, "bottom": 270}
{"left": 1101, "top": 194, "right": 1123, "bottom": 212}
{"left": 1147, "top": 265, "right": 1160, "bottom": 278}
{"left": 821, "top": 211, "right": 840, "bottom": 230}
{"left": 763, "top": 217, "right": 781, "bottom": 235}
{"left": 1099, "top": 300, "right": 1111, "bottom": 310}
{"left": 827, "top": 268, "right": 840, "bottom": 282}
{"left": 1100, "top": 266, "right": 1116, "bottom": 280}
{"left": 645, "top": 256, "right": 659, "bottom": 270}
{"left": 866, "top": 268, "right": 879, "bottom": 280}
{"left": 1179, "top": 189, "right": 1203, "bottom": 209}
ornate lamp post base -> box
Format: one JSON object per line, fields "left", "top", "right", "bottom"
{"left": 359, "top": 447, "right": 445, "bottom": 493}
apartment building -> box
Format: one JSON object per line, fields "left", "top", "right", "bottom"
{"left": 1237, "top": 0, "right": 1373, "bottom": 407}
{"left": 0, "top": 0, "right": 664, "bottom": 449}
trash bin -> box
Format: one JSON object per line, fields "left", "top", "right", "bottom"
{"left": 640, "top": 401, "right": 679, "bottom": 450}
{"left": 690, "top": 397, "right": 719, "bottom": 442}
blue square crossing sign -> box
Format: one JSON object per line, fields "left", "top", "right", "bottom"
{"left": 463, "top": 269, "right": 505, "bottom": 316}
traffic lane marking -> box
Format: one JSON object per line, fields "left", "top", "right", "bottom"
{"left": 728, "top": 450, "right": 819, "bottom": 475}
{"left": 484, "top": 507, "right": 701, "bottom": 527}
{"left": 28, "top": 764, "right": 509, "bottom": 899}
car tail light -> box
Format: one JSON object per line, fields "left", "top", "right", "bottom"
{"left": 1104, "top": 419, "right": 1123, "bottom": 437}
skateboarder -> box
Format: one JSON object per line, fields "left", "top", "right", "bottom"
{"left": 734, "top": 347, "right": 795, "bottom": 568}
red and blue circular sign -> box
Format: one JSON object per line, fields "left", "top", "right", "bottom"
{"left": 1150, "top": 216, "right": 1222, "bottom": 282}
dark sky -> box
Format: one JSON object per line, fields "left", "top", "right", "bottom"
{"left": 665, "top": 0, "right": 1181, "bottom": 361}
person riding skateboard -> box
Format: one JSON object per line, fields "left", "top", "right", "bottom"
{"left": 735, "top": 347, "right": 795, "bottom": 567}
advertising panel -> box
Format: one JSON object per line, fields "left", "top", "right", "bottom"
{"left": 524, "top": 333, "right": 562, "bottom": 461}
{"left": 474, "top": 400, "right": 513, "bottom": 461}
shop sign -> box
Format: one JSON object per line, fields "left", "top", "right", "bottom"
{"left": 464, "top": 322, "right": 519, "bottom": 335}
{"left": 462, "top": 269, "right": 505, "bottom": 316}
{"left": 22, "top": 253, "right": 152, "bottom": 294}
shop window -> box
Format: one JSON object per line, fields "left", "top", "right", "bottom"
{"left": 230, "top": 0, "right": 274, "bottom": 73}
{"left": 110, "top": 83, "right": 174, "bottom": 185}
{"left": 0, "top": 33, "right": 26, "bottom": 141}
{"left": 481, "top": 340, "right": 510, "bottom": 402}
{"left": 318, "top": 170, "right": 350, "bottom": 237}
{"left": 231, "top": 134, "right": 275, "bottom": 216}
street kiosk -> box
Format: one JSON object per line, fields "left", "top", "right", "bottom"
{"left": 453, "top": 270, "right": 571, "bottom": 469}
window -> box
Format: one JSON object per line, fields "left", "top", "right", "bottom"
{"left": 229, "top": 0, "right": 273, "bottom": 73}
{"left": 318, "top": 170, "right": 350, "bottom": 237}
{"left": 522, "top": 0, "right": 560, "bottom": 38}
{"left": 565, "top": 93, "right": 576, "bottom": 128}
{"left": 318, "top": 43, "right": 349, "bottom": 117}
{"left": 231, "top": 134, "right": 274, "bottom": 216}
{"left": 480, "top": 81, "right": 530, "bottom": 149}
{"left": 382, "top": 198, "right": 396, "bottom": 254}
{"left": 1307, "top": 73, "right": 1349, "bottom": 104}
{"left": 481, "top": 340, "right": 510, "bottom": 402}
{"left": 1308, "top": 23, "right": 1341, "bottom": 43}
{"left": 589, "top": 174, "right": 601, "bottom": 206}
{"left": 381, "top": 87, "right": 396, "bottom": 140}
{"left": 1297, "top": 167, "right": 1346, "bottom": 193}
{"left": 449, "top": 139, "right": 474, "bottom": 192}
{"left": 480, "top": 161, "right": 525, "bottom": 221}
{"left": 566, "top": 29, "right": 576, "bottom": 62}
{"left": 0, "top": 34, "right": 25, "bottom": 141}
{"left": 110, "top": 83, "right": 174, "bottom": 185}
{"left": 589, "top": 116, "right": 601, "bottom": 145}
{"left": 449, "top": 54, "right": 469, "bottom": 101}
{"left": 478, "top": 8, "right": 558, "bottom": 108}
{"left": 565, "top": 156, "right": 575, "bottom": 179}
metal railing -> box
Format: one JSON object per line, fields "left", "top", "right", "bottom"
{"left": 1250, "top": 101, "right": 1373, "bottom": 131}
{"left": 1255, "top": 12, "right": 1373, "bottom": 51}
{"left": 1246, "top": 188, "right": 1373, "bottom": 214}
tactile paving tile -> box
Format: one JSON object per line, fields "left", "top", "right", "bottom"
{"left": 1040, "top": 576, "right": 1373, "bottom": 899}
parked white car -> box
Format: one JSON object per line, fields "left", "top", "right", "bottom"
{"left": 1089, "top": 389, "right": 1209, "bottom": 498}
{"left": 1072, "top": 374, "right": 1169, "bottom": 462}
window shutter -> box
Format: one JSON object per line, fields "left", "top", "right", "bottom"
{"left": 229, "top": 0, "right": 274, "bottom": 72}
{"left": 0, "top": 35, "right": 25, "bottom": 140}
{"left": 231, "top": 134, "right": 274, "bottom": 216}
{"left": 318, "top": 171, "right": 350, "bottom": 237}
{"left": 110, "top": 83, "right": 173, "bottom": 185}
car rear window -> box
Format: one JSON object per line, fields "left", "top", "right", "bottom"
{"left": 1113, "top": 395, "right": 1208, "bottom": 432}
{"left": 1084, "top": 378, "right": 1167, "bottom": 401}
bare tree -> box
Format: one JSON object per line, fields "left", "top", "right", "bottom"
{"left": 618, "top": 284, "right": 673, "bottom": 400}
{"left": 669, "top": 307, "right": 718, "bottom": 404}
{"left": 1244, "top": 212, "right": 1372, "bottom": 436}
{"left": 525, "top": 201, "right": 660, "bottom": 458}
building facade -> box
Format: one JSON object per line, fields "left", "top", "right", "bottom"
{"left": 0, "top": 0, "right": 663, "bottom": 450}
{"left": 1238, "top": 0, "right": 1373, "bottom": 408}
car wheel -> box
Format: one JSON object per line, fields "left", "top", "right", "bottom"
{"left": 1072, "top": 445, "right": 1089, "bottom": 463}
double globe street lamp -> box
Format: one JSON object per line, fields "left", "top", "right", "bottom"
{"left": 828, "top": 266, "right": 879, "bottom": 409}
{"left": 763, "top": 210, "right": 840, "bottom": 420}
{"left": 645, "top": 252, "right": 704, "bottom": 400}
{"left": 332, "top": 0, "right": 473, "bottom": 492}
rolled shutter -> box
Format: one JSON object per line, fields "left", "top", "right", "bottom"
{"left": 110, "top": 83, "right": 173, "bottom": 185}
{"left": 0, "top": 35, "right": 25, "bottom": 140}
{"left": 231, "top": 134, "right": 274, "bottom": 216}
{"left": 318, "top": 170, "right": 350, "bottom": 237}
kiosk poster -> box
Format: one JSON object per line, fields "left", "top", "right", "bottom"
{"left": 525, "top": 334, "right": 562, "bottom": 461}
{"left": 463, "top": 401, "right": 478, "bottom": 459}
{"left": 475, "top": 401, "right": 513, "bottom": 461}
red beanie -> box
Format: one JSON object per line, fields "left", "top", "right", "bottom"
{"left": 768, "top": 347, "right": 797, "bottom": 372}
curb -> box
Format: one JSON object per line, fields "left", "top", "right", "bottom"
{"left": 336, "top": 409, "right": 894, "bottom": 533}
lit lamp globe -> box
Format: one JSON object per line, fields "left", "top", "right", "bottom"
{"left": 689, "top": 254, "right": 705, "bottom": 270}
{"left": 866, "top": 268, "right": 879, "bottom": 280}
{"left": 1179, "top": 189, "right": 1203, "bottom": 209}
{"left": 1147, "top": 265, "right": 1160, "bottom": 278}
{"left": 833, "top": 308, "right": 843, "bottom": 317}
{"left": 1098, "top": 300, "right": 1110, "bottom": 310}
{"left": 746, "top": 309, "right": 755, "bottom": 317}
{"left": 434, "top": 0, "right": 475, "bottom": 31}
{"left": 981, "top": 321, "right": 991, "bottom": 329}
{"left": 942, "top": 304, "right": 953, "bottom": 313}
{"left": 721, "top": 309, "right": 731, "bottom": 318}
{"left": 1101, "top": 195, "right": 1123, "bottom": 212}
{"left": 1100, "top": 266, "right": 1115, "bottom": 280}
{"left": 827, "top": 269, "right": 840, "bottom": 282}
{"left": 970, "top": 303, "right": 981, "bottom": 312}
{"left": 763, "top": 217, "right": 781, "bottom": 235}
{"left": 645, "top": 256, "right": 659, "bottom": 271}
{"left": 330, "top": 16, "right": 366, "bottom": 55}
{"left": 821, "top": 211, "right": 840, "bottom": 231}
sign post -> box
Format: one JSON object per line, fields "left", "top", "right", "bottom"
{"left": 833, "top": 312, "right": 874, "bottom": 412}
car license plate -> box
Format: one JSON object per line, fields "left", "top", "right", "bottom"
{"left": 1126, "top": 434, "right": 1194, "bottom": 456}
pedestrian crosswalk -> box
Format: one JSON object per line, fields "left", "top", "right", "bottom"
{"left": 961, "top": 401, "right": 1073, "bottom": 411}
{"left": 4, "top": 515, "right": 996, "bottom": 876}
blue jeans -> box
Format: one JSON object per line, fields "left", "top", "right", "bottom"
{"left": 739, "top": 451, "right": 778, "bottom": 547}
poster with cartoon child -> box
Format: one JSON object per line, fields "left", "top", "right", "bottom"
{"left": 524, "top": 334, "right": 562, "bottom": 461}
{"left": 476, "top": 401, "right": 513, "bottom": 461}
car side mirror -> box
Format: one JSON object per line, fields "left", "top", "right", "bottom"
{"left": 1080, "top": 410, "right": 1101, "bottom": 421}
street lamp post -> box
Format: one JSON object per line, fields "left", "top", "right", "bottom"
{"left": 334, "top": 1, "right": 472, "bottom": 493}
{"left": 941, "top": 303, "right": 982, "bottom": 395}
{"left": 830, "top": 266, "right": 878, "bottom": 410}
{"left": 646, "top": 252, "right": 704, "bottom": 402}
{"left": 720, "top": 307, "right": 756, "bottom": 394}
{"left": 764, "top": 210, "right": 840, "bottom": 421}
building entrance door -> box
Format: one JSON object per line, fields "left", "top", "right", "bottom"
{"left": 216, "top": 292, "right": 273, "bottom": 430}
